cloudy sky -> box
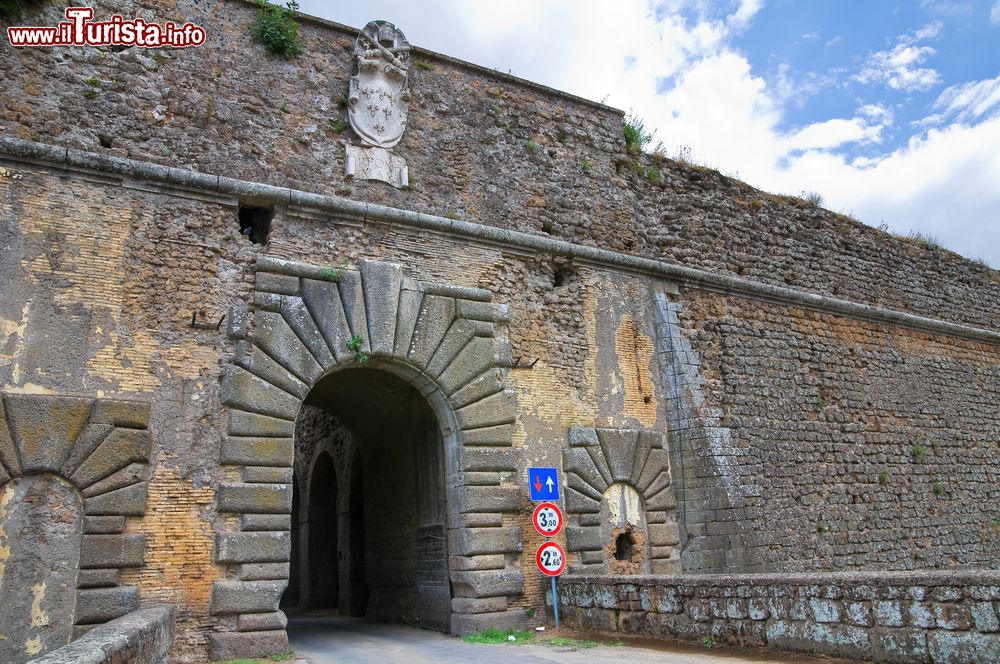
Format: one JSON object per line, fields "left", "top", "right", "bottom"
{"left": 299, "top": 0, "right": 1000, "bottom": 266}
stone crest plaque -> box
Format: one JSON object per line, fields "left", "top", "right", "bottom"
{"left": 348, "top": 20, "right": 411, "bottom": 149}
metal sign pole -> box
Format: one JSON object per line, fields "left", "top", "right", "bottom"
{"left": 551, "top": 574, "right": 560, "bottom": 628}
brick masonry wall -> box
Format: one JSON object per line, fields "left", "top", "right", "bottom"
{"left": 0, "top": 0, "right": 999, "bottom": 659}
{"left": 558, "top": 573, "right": 1000, "bottom": 664}
{"left": 1, "top": 0, "right": 998, "bottom": 329}
{"left": 666, "top": 290, "right": 1000, "bottom": 573}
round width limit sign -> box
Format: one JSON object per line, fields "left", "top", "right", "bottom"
{"left": 535, "top": 541, "right": 566, "bottom": 577}
{"left": 531, "top": 502, "right": 563, "bottom": 537}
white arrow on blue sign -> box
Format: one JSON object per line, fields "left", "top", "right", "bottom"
{"left": 528, "top": 467, "right": 560, "bottom": 501}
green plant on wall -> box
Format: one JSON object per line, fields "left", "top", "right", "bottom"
{"left": 251, "top": 0, "right": 303, "bottom": 59}
{"left": 346, "top": 334, "right": 368, "bottom": 363}
{"left": 623, "top": 113, "right": 653, "bottom": 155}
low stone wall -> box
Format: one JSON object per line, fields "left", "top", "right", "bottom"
{"left": 31, "top": 604, "right": 175, "bottom": 664}
{"left": 557, "top": 572, "right": 1000, "bottom": 663}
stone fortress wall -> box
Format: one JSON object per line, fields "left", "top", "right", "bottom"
{"left": 0, "top": 0, "right": 997, "bottom": 661}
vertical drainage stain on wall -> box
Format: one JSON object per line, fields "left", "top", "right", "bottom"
{"left": 614, "top": 314, "right": 658, "bottom": 426}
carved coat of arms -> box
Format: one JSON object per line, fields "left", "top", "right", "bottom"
{"left": 348, "top": 20, "right": 411, "bottom": 149}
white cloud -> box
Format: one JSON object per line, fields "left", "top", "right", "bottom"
{"left": 855, "top": 22, "right": 943, "bottom": 92}
{"left": 931, "top": 75, "right": 1000, "bottom": 123}
{"left": 785, "top": 118, "right": 883, "bottom": 151}
{"left": 727, "top": 0, "right": 764, "bottom": 32}
{"left": 856, "top": 44, "right": 941, "bottom": 92}
{"left": 859, "top": 103, "right": 894, "bottom": 126}
{"left": 991, "top": 1, "right": 1000, "bottom": 25}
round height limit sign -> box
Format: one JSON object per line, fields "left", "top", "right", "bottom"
{"left": 535, "top": 541, "right": 566, "bottom": 577}
{"left": 531, "top": 502, "right": 563, "bottom": 537}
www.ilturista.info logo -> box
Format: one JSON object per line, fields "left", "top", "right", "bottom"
{"left": 6, "top": 7, "right": 206, "bottom": 48}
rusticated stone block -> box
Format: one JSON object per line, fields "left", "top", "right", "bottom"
{"left": 568, "top": 426, "right": 598, "bottom": 446}
{"left": 228, "top": 411, "right": 295, "bottom": 438}
{"left": 216, "top": 531, "right": 290, "bottom": 563}
{"left": 456, "top": 390, "right": 515, "bottom": 430}
{"left": 451, "top": 568, "right": 523, "bottom": 599}
{"left": 450, "top": 609, "right": 529, "bottom": 637}
{"left": 83, "top": 516, "right": 125, "bottom": 534}
{"left": 455, "top": 485, "right": 518, "bottom": 514}
{"left": 460, "top": 447, "right": 515, "bottom": 472}
{"left": 460, "top": 423, "right": 515, "bottom": 447}
{"left": 4, "top": 394, "right": 91, "bottom": 474}
{"left": 75, "top": 586, "right": 140, "bottom": 624}
{"left": 451, "top": 597, "right": 507, "bottom": 614}
{"left": 217, "top": 483, "right": 291, "bottom": 514}
{"left": 211, "top": 580, "right": 287, "bottom": 615}
{"left": 220, "top": 365, "right": 300, "bottom": 421}
{"left": 566, "top": 525, "right": 601, "bottom": 552}
{"left": 208, "top": 630, "right": 289, "bottom": 661}
{"left": 243, "top": 466, "right": 293, "bottom": 483}
{"left": 77, "top": 568, "right": 119, "bottom": 589}
{"left": 238, "top": 563, "right": 290, "bottom": 581}
{"left": 70, "top": 428, "right": 150, "bottom": 489}
{"left": 449, "top": 527, "right": 521, "bottom": 556}
{"left": 255, "top": 271, "right": 300, "bottom": 296}
{"left": 361, "top": 259, "right": 402, "bottom": 356}
{"left": 238, "top": 611, "right": 288, "bottom": 632}
{"left": 241, "top": 514, "right": 292, "bottom": 532}
{"left": 221, "top": 436, "right": 293, "bottom": 467}
{"left": 91, "top": 400, "right": 150, "bottom": 429}
{"left": 80, "top": 534, "right": 146, "bottom": 569}
{"left": 83, "top": 482, "right": 148, "bottom": 516}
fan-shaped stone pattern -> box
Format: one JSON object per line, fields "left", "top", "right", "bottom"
{"left": 0, "top": 393, "right": 152, "bottom": 646}
{"left": 212, "top": 257, "right": 522, "bottom": 655}
{"left": 563, "top": 425, "right": 680, "bottom": 573}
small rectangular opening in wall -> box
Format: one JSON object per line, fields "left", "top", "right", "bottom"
{"left": 237, "top": 205, "right": 273, "bottom": 245}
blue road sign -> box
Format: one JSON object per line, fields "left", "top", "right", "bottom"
{"left": 528, "top": 467, "right": 560, "bottom": 502}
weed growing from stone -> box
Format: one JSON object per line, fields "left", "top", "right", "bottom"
{"left": 412, "top": 57, "right": 433, "bottom": 70}
{"left": 912, "top": 444, "right": 927, "bottom": 461}
{"left": 83, "top": 75, "right": 102, "bottom": 87}
{"left": 346, "top": 334, "right": 368, "bottom": 363}
{"left": 251, "top": 0, "right": 303, "bottom": 59}
{"left": 623, "top": 113, "right": 653, "bottom": 154}
{"left": 328, "top": 119, "right": 350, "bottom": 133}
{"left": 702, "top": 635, "right": 715, "bottom": 648}
{"left": 525, "top": 140, "right": 540, "bottom": 153}
{"left": 801, "top": 190, "right": 824, "bottom": 207}
{"left": 879, "top": 470, "right": 889, "bottom": 486}
{"left": 581, "top": 159, "right": 592, "bottom": 173}
{"left": 933, "top": 482, "right": 945, "bottom": 496}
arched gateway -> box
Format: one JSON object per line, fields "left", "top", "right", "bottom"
{"left": 210, "top": 257, "right": 524, "bottom": 659}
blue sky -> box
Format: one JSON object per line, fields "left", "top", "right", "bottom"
{"left": 299, "top": 1, "right": 1000, "bottom": 266}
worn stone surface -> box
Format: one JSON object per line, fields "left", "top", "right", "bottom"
{"left": 560, "top": 574, "right": 1000, "bottom": 664}
{"left": 0, "top": 2, "right": 997, "bottom": 662}
{"left": 207, "top": 629, "right": 290, "bottom": 661}
{"left": 0, "top": 475, "right": 82, "bottom": 663}
{"left": 30, "top": 604, "right": 175, "bottom": 664}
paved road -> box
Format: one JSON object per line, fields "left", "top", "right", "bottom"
{"left": 286, "top": 615, "right": 848, "bottom": 664}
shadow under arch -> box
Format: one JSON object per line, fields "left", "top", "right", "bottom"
{"left": 289, "top": 360, "right": 458, "bottom": 630}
